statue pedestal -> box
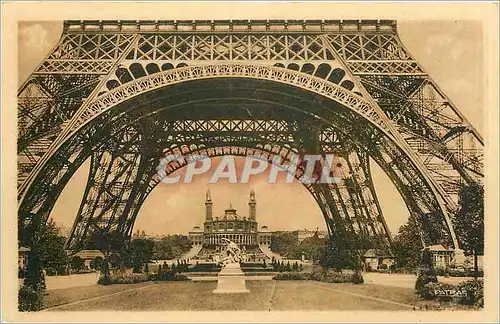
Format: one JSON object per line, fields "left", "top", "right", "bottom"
{"left": 212, "top": 263, "right": 249, "bottom": 294}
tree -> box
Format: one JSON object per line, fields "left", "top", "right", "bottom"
{"left": 144, "top": 262, "right": 149, "bottom": 273}
{"left": 107, "top": 253, "right": 121, "bottom": 268}
{"left": 101, "top": 260, "right": 110, "bottom": 277}
{"left": 120, "top": 238, "right": 155, "bottom": 269}
{"left": 290, "top": 236, "right": 328, "bottom": 261}
{"left": 31, "top": 219, "right": 69, "bottom": 275}
{"left": 319, "top": 228, "right": 370, "bottom": 271}
{"left": 90, "top": 256, "right": 103, "bottom": 270}
{"left": 152, "top": 235, "right": 192, "bottom": 260}
{"left": 70, "top": 256, "right": 85, "bottom": 272}
{"left": 453, "top": 182, "right": 484, "bottom": 277}
{"left": 19, "top": 250, "right": 46, "bottom": 312}
{"left": 278, "top": 261, "right": 284, "bottom": 272}
{"left": 270, "top": 232, "right": 299, "bottom": 256}
{"left": 23, "top": 252, "right": 46, "bottom": 292}
{"left": 132, "top": 261, "right": 142, "bottom": 273}
{"left": 392, "top": 214, "right": 423, "bottom": 270}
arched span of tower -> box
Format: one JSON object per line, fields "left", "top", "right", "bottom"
{"left": 18, "top": 20, "right": 484, "bottom": 255}
{"left": 20, "top": 75, "right": 455, "bottom": 252}
{"left": 63, "top": 142, "right": 331, "bottom": 252}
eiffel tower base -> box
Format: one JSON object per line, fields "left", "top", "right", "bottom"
{"left": 212, "top": 263, "right": 249, "bottom": 294}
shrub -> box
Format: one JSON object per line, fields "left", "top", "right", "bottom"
{"left": 351, "top": 271, "right": 364, "bottom": 284}
{"left": 132, "top": 261, "right": 142, "bottom": 273}
{"left": 274, "top": 272, "right": 310, "bottom": 280}
{"left": 419, "top": 282, "right": 457, "bottom": 301}
{"left": 458, "top": 279, "right": 484, "bottom": 307}
{"left": 464, "top": 270, "right": 484, "bottom": 278}
{"left": 378, "top": 263, "right": 388, "bottom": 270}
{"left": 70, "top": 256, "right": 85, "bottom": 272}
{"left": 415, "top": 272, "right": 438, "bottom": 296}
{"left": 24, "top": 253, "right": 46, "bottom": 292}
{"left": 321, "top": 271, "right": 352, "bottom": 283}
{"left": 418, "top": 279, "right": 483, "bottom": 308}
{"left": 97, "top": 273, "right": 149, "bottom": 285}
{"left": 435, "top": 266, "right": 446, "bottom": 276}
{"left": 18, "top": 285, "right": 43, "bottom": 312}
{"left": 448, "top": 268, "right": 466, "bottom": 277}
{"left": 97, "top": 275, "right": 112, "bottom": 285}
{"left": 172, "top": 274, "right": 189, "bottom": 281}
{"left": 18, "top": 267, "right": 26, "bottom": 279}
{"left": 310, "top": 265, "right": 326, "bottom": 281}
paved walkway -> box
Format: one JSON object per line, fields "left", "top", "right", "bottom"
{"left": 364, "top": 272, "right": 475, "bottom": 288}
{"left": 45, "top": 273, "right": 100, "bottom": 291}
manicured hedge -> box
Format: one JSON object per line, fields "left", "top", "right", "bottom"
{"left": 18, "top": 285, "right": 43, "bottom": 312}
{"left": 274, "top": 269, "right": 364, "bottom": 284}
{"left": 417, "top": 279, "right": 483, "bottom": 308}
{"left": 274, "top": 272, "right": 309, "bottom": 280}
{"left": 97, "top": 273, "right": 149, "bottom": 285}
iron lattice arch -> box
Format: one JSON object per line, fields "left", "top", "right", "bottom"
{"left": 17, "top": 20, "right": 483, "bottom": 254}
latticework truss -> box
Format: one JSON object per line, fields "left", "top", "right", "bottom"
{"left": 17, "top": 20, "right": 483, "bottom": 255}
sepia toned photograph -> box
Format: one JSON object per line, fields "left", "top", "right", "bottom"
{"left": 2, "top": 2, "right": 498, "bottom": 322}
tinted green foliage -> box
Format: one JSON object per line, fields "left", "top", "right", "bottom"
{"left": 120, "top": 238, "right": 155, "bottom": 269}
{"left": 270, "top": 231, "right": 327, "bottom": 261}
{"left": 70, "top": 256, "right": 85, "bottom": 272}
{"left": 392, "top": 214, "right": 423, "bottom": 270}
{"left": 319, "top": 230, "right": 370, "bottom": 271}
{"left": 30, "top": 219, "right": 68, "bottom": 275}
{"left": 18, "top": 285, "right": 43, "bottom": 312}
{"left": 453, "top": 182, "right": 484, "bottom": 276}
{"left": 152, "top": 235, "right": 192, "bottom": 260}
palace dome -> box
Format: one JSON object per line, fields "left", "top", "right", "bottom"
{"left": 217, "top": 203, "right": 245, "bottom": 221}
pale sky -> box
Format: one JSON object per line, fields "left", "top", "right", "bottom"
{"left": 18, "top": 21, "right": 484, "bottom": 236}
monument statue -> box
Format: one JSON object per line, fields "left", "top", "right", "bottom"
{"left": 213, "top": 237, "right": 249, "bottom": 293}
{"left": 217, "top": 238, "right": 243, "bottom": 266}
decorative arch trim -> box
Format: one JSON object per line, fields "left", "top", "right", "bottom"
{"left": 74, "top": 62, "right": 392, "bottom": 138}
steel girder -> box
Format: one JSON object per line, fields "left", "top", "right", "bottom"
{"left": 18, "top": 20, "right": 483, "bottom": 254}
{"left": 19, "top": 76, "right": 451, "bottom": 253}
{"left": 65, "top": 128, "right": 393, "bottom": 252}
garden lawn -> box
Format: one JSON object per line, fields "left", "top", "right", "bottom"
{"left": 45, "top": 280, "right": 423, "bottom": 311}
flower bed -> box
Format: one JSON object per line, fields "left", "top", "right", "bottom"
{"left": 274, "top": 268, "right": 364, "bottom": 284}
{"left": 97, "top": 273, "right": 149, "bottom": 285}
{"left": 417, "top": 279, "right": 483, "bottom": 308}
{"left": 274, "top": 272, "right": 310, "bottom": 280}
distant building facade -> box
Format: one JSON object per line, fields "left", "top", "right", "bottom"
{"left": 189, "top": 190, "right": 271, "bottom": 248}
{"left": 363, "top": 249, "right": 394, "bottom": 270}
{"left": 297, "top": 228, "right": 328, "bottom": 242}
{"left": 18, "top": 246, "right": 31, "bottom": 271}
{"left": 74, "top": 249, "right": 105, "bottom": 269}
{"left": 425, "top": 244, "right": 454, "bottom": 269}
